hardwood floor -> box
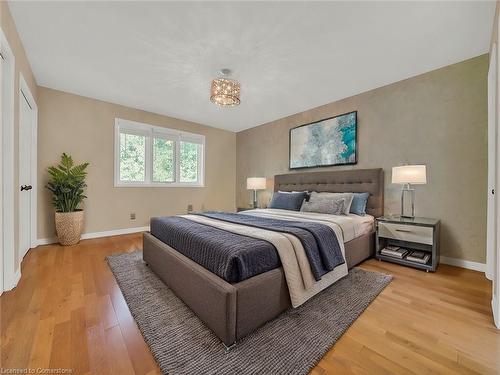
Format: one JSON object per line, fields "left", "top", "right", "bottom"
{"left": 1, "top": 233, "right": 499, "bottom": 374}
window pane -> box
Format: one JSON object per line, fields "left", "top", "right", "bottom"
{"left": 119, "top": 133, "right": 145, "bottom": 182}
{"left": 180, "top": 141, "right": 199, "bottom": 183}
{"left": 153, "top": 138, "right": 174, "bottom": 182}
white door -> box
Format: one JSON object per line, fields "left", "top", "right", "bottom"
{"left": 0, "top": 52, "right": 4, "bottom": 293}
{"left": 496, "top": 30, "right": 500, "bottom": 329}
{"left": 487, "top": 44, "right": 497, "bottom": 282}
{"left": 488, "top": 43, "right": 499, "bottom": 329}
{"left": 18, "top": 90, "right": 33, "bottom": 260}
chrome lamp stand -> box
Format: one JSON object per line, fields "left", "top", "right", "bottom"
{"left": 252, "top": 189, "right": 258, "bottom": 209}
{"left": 401, "top": 183, "right": 415, "bottom": 218}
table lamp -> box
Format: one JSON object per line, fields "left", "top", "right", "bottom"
{"left": 247, "top": 177, "right": 266, "bottom": 208}
{"left": 392, "top": 165, "right": 427, "bottom": 218}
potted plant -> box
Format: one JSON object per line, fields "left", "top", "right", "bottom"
{"left": 46, "top": 153, "right": 89, "bottom": 246}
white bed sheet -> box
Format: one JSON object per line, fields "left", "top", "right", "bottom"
{"left": 347, "top": 213, "right": 375, "bottom": 240}
{"left": 241, "top": 208, "right": 374, "bottom": 242}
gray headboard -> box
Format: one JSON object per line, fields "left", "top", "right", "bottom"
{"left": 274, "top": 168, "right": 384, "bottom": 217}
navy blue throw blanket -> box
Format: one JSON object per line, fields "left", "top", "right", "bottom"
{"left": 198, "top": 212, "right": 345, "bottom": 281}
{"left": 150, "top": 216, "right": 280, "bottom": 283}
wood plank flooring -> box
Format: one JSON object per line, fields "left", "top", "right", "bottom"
{"left": 1, "top": 233, "right": 499, "bottom": 374}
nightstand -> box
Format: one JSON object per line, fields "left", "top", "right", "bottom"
{"left": 376, "top": 215, "right": 440, "bottom": 272}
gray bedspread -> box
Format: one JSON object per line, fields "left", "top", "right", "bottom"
{"left": 198, "top": 212, "right": 344, "bottom": 281}
{"left": 150, "top": 216, "right": 280, "bottom": 283}
{"left": 150, "top": 211, "right": 345, "bottom": 284}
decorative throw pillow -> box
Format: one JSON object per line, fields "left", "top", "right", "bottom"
{"left": 301, "top": 195, "right": 346, "bottom": 215}
{"left": 350, "top": 192, "right": 370, "bottom": 216}
{"left": 307, "top": 192, "right": 354, "bottom": 215}
{"left": 268, "top": 191, "right": 308, "bottom": 211}
{"left": 289, "top": 190, "right": 311, "bottom": 202}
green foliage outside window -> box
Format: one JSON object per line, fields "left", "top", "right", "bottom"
{"left": 118, "top": 131, "right": 200, "bottom": 184}
{"left": 120, "top": 133, "right": 145, "bottom": 182}
{"left": 180, "top": 142, "right": 198, "bottom": 182}
{"left": 153, "top": 138, "right": 174, "bottom": 182}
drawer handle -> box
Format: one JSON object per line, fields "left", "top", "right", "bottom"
{"left": 395, "top": 229, "right": 413, "bottom": 233}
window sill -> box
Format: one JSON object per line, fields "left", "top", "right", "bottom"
{"left": 114, "top": 182, "right": 205, "bottom": 188}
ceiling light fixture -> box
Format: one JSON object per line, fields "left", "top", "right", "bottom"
{"left": 210, "top": 69, "right": 241, "bottom": 107}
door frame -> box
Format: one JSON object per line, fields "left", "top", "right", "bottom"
{"left": 487, "top": 44, "right": 497, "bottom": 282}
{"left": 495, "top": 19, "right": 500, "bottom": 329}
{"left": 1, "top": 27, "right": 17, "bottom": 291}
{"left": 488, "top": 42, "right": 499, "bottom": 328}
{"left": 0, "top": 33, "right": 3, "bottom": 294}
{"left": 18, "top": 73, "right": 38, "bottom": 257}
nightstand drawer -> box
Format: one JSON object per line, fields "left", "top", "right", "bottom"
{"left": 378, "top": 222, "right": 433, "bottom": 245}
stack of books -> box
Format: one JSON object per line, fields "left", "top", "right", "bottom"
{"left": 380, "top": 246, "right": 409, "bottom": 259}
{"left": 406, "top": 250, "right": 431, "bottom": 264}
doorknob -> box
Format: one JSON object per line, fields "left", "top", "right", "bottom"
{"left": 20, "top": 185, "right": 32, "bottom": 191}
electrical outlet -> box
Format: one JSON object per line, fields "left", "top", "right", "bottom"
{"left": 130, "top": 213, "right": 136, "bottom": 220}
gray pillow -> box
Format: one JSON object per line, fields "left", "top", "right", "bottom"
{"left": 301, "top": 193, "right": 347, "bottom": 215}
{"left": 305, "top": 192, "right": 354, "bottom": 215}
{"left": 268, "top": 191, "right": 307, "bottom": 211}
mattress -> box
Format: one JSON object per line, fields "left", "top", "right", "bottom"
{"left": 150, "top": 209, "right": 372, "bottom": 284}
{"left": 242, "top": 209, "right": 374, "bottom": 242}
{"left": 150, "top": 216, "right": 280, "bottom": 283}
{"left": 347, "top": 213, "right": 375, "bottom": 239}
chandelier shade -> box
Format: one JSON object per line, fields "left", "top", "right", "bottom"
{"left": 210, "top": 77, "right": 241, "bottom": 106}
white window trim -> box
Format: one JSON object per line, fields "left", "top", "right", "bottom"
{"left": 114, "top": 118, "right": 205, "bottom": 188}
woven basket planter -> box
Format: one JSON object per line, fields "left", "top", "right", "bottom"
{"left": 55, "top": 211, "right": 84, "bottom": 246}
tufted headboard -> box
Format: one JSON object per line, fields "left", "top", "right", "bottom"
{"left": 274, "top": 168, "right": 384, "bottom": 217}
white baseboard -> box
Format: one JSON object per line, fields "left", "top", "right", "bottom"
{"left": 37, "top": 237, "right": 56, "bottom": 246}
{"left": 4, "top": 267, "right": 21, "bottom": 291}
{"left": 37, "top": 226, "right": 150, "bottom": 246}
{"left": 493, "top": 296, "right": 499, "bottom": 329}
{"left": 440, "top": 256, "right": 486, "bottom": 272}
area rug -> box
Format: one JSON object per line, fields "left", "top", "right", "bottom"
{"left": 107, "top": 251, "right": 392, "bottom": 375}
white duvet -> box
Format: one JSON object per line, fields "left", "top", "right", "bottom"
{"left": 182, "top": 209, "right": 371, "bottom": 307}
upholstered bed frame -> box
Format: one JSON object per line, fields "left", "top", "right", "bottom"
{"left": 143, "top": 168, "right": 384, "bottom": 347}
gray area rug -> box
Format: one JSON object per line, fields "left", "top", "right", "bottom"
{"left": 107, "top": 251, "right": 392, "bottom": 375}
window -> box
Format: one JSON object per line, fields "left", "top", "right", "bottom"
{"left": 153, "top": 137, "right": 175, "bottom": 183}
{"left": 114, "top": 119, "right": 205, "bottom": 187}
{"left": 180, "top": 141, "right": 199, "bottom": 182}
{"left": 119, "top": 132, "right": 146, "bottom": 182}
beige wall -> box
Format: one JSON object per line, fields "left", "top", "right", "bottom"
{"left": 1, "top": 2, "right": 38, "bottom": 272}
{"left": 37, "top": 87, "right": 236, "bottom": 239}
{"left": 3, "top": 0, "right": 488, "bottom": 265}
{"left": 236, "top": 55, "right": 488, "bottom": 263}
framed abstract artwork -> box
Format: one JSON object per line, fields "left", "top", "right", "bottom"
{"left": 289, "top": 111, "right": 357, "bottom": 169}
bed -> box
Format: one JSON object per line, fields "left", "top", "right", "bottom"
{"left": 143, "top": 168, "right": 384, "bottom": 347}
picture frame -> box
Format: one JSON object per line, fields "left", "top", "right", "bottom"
{"left": 289, "top": 110, "right": 357, "bottom": 170}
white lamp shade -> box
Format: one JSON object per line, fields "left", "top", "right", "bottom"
{"left": 392, "top": 165, "right": 427, "bottom": 184}
{"left": 247, "top": 177, "right": 266, "bottom": 190}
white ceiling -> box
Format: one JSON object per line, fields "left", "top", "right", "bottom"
{"left": 8, "top": 1, "right": 495, "bottom": 132}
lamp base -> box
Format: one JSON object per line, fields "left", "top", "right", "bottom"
{"left": 401, "top": 184, "right": 415, "bottom": 218}
{"left": 252, "top": 189, "right": 258, "bottom": 209}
